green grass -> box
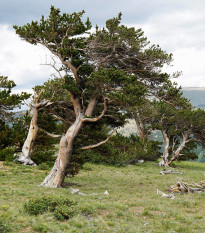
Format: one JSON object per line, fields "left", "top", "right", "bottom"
{"left": 1, "top": 161, "right": 205, "bottom": 232}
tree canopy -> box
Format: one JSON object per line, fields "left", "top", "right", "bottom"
{"left": 0, "top": 76, "right": 30, "bottom": 121}
{"left": 10, "top": 6, "right": 205, "bottom": 186}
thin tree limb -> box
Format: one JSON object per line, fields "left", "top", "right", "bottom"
{"left": 39, "top": 127, "right": 62, "bottom": 138}
{"left": 80, "top": 128, "right": 117, "bottom": 150}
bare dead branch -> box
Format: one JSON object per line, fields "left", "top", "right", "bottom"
{"left": 160, "top": 170, "right": 184, "bottom": 175}
{"left": 80, "top": 128, "right": 117, "bottom": 150}
{"left": 33, "top": 39, "right": 81, "bottom": 85}
{"left": 39, "top": 127, "right": 62, "bottom": 138}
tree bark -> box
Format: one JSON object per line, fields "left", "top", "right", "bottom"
{"left": 40, "top": 112, "right": 84, "bottom": 187}
{"left": 168, "top": 131, "right": 191, "bottom": 166}
{"left": 132, "top": 113, "right": 146, "bottom": 139}
{"left": 159, "top": 130, "right": 170, "bottom": 167}
{"left": 40, "top": 96, "right": 108, "bottom": 188}
{"left": 15, "top": 107, "right": 38, "bottom": 166}
{"left": 15, "top": 90, "right": 51, "bottom": 166}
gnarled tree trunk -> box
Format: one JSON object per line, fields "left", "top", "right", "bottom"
{"left": 159, "top": 130, "right": 170, "bottom": 167}
{"left": 15, "top": 89, "right": 52, "bottom": 166}
{"left": 16, "top": 107, "right": 38, "bottom": 166}
{"left": 40, "top": 96, "right": 107, "bottom": 188}
{"left": 40, "top": 113, "right": 84, "bottom": 187}
{"left": 168, "top": 131, "right": 191, "bottom": 166}
{"left": 133, "top": 113, "right": 146, "bottom": 140}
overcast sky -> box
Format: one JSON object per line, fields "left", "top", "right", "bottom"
{"left": 0, "top": 0, "right": 205, "bottom": 93}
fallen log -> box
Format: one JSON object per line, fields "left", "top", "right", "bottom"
{"left": 160, "top": 170, "right": 184, "bottom": 175}
{"left": 169, "top": 181, "right": 205, "bottom": 193}
{"left": 157, "top": 181, "right": 205, "bottom": 200}
{"left": 69, "top": 187, "right": 109, "bottom": 196}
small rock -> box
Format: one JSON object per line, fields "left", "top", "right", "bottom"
{"left": 104, "top": 190, "right": 109, "bottom": 195}
{"left": 138, "top": 159, "right": 144, "bottom": 163}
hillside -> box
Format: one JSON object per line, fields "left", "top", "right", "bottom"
{"left": 182, "top": 87, "right": 205, "bottom": 107}
{"left": 1, "top": 161, "right": 205, "bottom": 232}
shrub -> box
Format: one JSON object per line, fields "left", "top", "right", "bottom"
{"left": 0, "top": 214, "right": 12, "bottom": 233}
{"left": 83, "top": 134, "right": 162, "bottom": 165}
{"left": 0, "top": 219, "right": 11, "bottom": 233}
{"left": 0, "top": 147, "right": 15, "bottom": 161}
{"left": 54, "top": 205, "right": 75, "bottom": 220}
{"left": 33, "top": 223, "right": 49, "bottom": 232}
{"left": 30, "top": 145, "right": 56, "bottom": 165}
{"left": 24, "top": 195, "right": 76, "bottom": 220}
{"left": 24, "top": 197, "right": 51, "bottom": 215}
{"left": 38, "top": 163, "right": 50, "bottom": 170}
{"left": 126, "top": 134, "right": 162, "bottom": 162}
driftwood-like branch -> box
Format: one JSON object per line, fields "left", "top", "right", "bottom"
{"left": 35, "top": 89, "right": 44, "bottom": 104}
{"left": 33, "top": 39, "right": 81, "bottom": 85}
{"left": 168, "top": 130, "right": 192, "bottom": 165}
{"left": 169, "top": 181, "right": 205, "bottom": 193}
{"left": 80, "top": 128, "right": 117, "bottom": 150}
{"left": 157, "top": 190, "right": 175, "bottom": 199}
{"left": 160, "top": 170, "right": 184, "bottom": 175}
{"left": 36, "top": 101, "right": 53, "bottom": 111}
{"left": 69, "top": 187, "right": 109, "bottom": 196}
{"left": 41, "top": 56, "right": 64, "bottom": 80}
{"left": 39, "top": 127, "right": 62, "bottom": 138}
{"left": 157, "top": 181, "right": 205, "bottom": 201}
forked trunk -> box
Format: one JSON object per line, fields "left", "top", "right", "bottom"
{"left": 168, "top": 131, "right": 191, "bottom": 166}
{"left": 133, "top": 113, "right": 146, "bottom": 140}
{"left": 40, "top": 113, "right": 84, "bottom": 188}
{"left": 16, "top": 108, "right": 38, "bottom": 166}
{"left": 40, "top": 96, "right": 106, "bottom": 188}
{"left": 159, "top": 130, "right": 169, "bottom": 167}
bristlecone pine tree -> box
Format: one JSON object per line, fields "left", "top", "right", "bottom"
{"left": 15, "top": 89, "right": 53, "bottom": 166}
{"left": 14, "top": 6, "right": 175, "bottom": 188}
{"left": 0, "top": 76, "right": 30, "bottom": 152}
{"left": 152, "top": 81, "right": 205, "bottom": 166}
{"left": 0, "top": 76, "right": 30, "bottom": 121}
{"left": 16, "top": 78, "right": 72, "bottom": 166}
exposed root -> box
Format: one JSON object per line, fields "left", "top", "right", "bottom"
{"left": 14, "top": 154, "right": 37, "bottom": 166}
{"left": 39, "top": 161, "right": 60, "bottom": 188}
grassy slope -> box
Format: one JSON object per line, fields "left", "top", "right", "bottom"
{"left": 1, "top": 161, "right": 205, "bottom": 233}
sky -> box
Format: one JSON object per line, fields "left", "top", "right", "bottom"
{"left": 0, "top": 0, "right": 205, "bottom": 93}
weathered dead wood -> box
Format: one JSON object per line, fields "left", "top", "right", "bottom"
{"left": 158, "top": 129, "right": 169, "bottom": 167}
{"left": 15, "top": 90, "right": 53, "bottom": 166}
{"left": 80, "top": 128, "right": 117, "bottom": 150}
{"left": 160, "top": 170, "right": 184, "bottom": 175}
{"left": 167, "top": 131, "right": 192, "bottom": 166}
{"left": 157, "top": 181, "right": 205, "bottom": 200}
{"left": 39, "top": 127, "right": 62, "bottom": 138}
{"left": 69, "top": 187, "right": 109, "bottom": 196}
{"left": 157, "top": 189, "right": 175, "bottom": 199}
{"left": 169, "top": 181, "right": 205, "bottom": 193}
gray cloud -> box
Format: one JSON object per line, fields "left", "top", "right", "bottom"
{"left": 0, "top": 0, "right": 200, "bottom": 26}
{"left": 0, "top": 0, "right": 205, "bottom": 88}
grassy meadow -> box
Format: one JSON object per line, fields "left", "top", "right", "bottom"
{"left": 1, "top": 161, "right": 205, "bottom": 232}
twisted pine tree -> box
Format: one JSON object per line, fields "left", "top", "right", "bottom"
{"left": 14, "top": 6, "right": 174, "bottom": 188}
{"left": 0, "top": 76, "right": 30, "bottom": 121}
{"left": 152, "top": 82, "right": 205, "bottom": 166}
